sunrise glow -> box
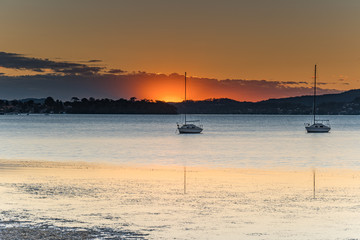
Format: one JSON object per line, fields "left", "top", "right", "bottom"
{"left": 159, "top": 96, "right": 183, "bottom": 103}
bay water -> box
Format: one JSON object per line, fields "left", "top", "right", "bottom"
{"left": 0, "top": 114, "right": 359, "bottom": 169}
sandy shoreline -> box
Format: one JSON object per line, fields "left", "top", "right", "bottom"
{"left": 1, "top": 160, "right": 360, "bottom": 239}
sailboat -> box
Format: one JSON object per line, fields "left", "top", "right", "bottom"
{"left": 305, "top": 65, "right": 331, "bottom": 133}
{"left": 177, "top": 72, "right": 203, "bottom": 134}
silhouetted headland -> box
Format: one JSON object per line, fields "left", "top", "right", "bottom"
{"left": 173, "top": 89, "right": 360, "bottom": 114}
{"left": 2, "top": 89, "right": 360, "bottom": 114}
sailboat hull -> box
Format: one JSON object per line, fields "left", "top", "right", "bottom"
{"left": 178, "top": 124, "right": 203, "bottom": 134}
{"left": 305, "top": 123, "right": 331, "bottom": 133}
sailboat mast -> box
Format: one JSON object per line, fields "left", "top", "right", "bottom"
{"left": 313, "top": 65, "right": 317, "bottom": 123}
{"left": 184, "top": 72, "right": 186, "bottom": 123}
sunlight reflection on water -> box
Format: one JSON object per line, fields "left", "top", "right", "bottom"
{"left": 1, "top": 163, "right": 360, "bottom": 239}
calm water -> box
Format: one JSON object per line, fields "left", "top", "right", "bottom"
{"left": 2, "top": 114, "right": 360, "bottom": 239}
{"left": 1, "top": 114, "right": 360, "bottom": 168}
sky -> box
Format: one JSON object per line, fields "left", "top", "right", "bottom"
{"left": 0, "top": 0, "right": 359, "bottom": 101}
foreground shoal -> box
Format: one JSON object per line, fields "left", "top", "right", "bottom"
{"left": 1, "top": 160, "right": 359, "bottom": 239}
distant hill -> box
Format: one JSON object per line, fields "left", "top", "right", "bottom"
{"left": 172, "top": 89, "right": 360, "bottom": 114}
{"left": 18, "top": 98, "right": 46, "bottom": 104}
{"left": 0, "top": 98, "right": 46, "bottom": 104}
{"left": 264, "top": 89, "right": 360, "bottom": 106}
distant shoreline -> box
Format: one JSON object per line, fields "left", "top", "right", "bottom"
{"left": 2, "top": 89, "right": 360, "bottom": 114}
{"left": 0, "top": 112, "right": 357, "bottom": 115}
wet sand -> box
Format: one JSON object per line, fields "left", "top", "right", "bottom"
{"left": 1, "top": 160, "right": 360, "bottom": 239}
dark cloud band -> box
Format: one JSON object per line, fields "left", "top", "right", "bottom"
{"left": 0, "top": 52, "right": 103, "bottom": 75}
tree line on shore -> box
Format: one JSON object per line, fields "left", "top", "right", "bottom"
{"left": 0, "top": 97, "right": 177, "bottom": 114}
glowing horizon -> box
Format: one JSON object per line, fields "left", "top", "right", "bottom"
{"left": 0, "top": 57, "right": 342, "bottom": 102}
{"left": 1, "top": 1, "right": 359, "bottom": 101}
